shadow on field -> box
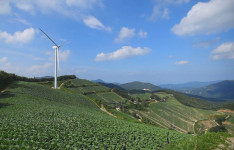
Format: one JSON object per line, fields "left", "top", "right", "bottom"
{"left": 9, "top": 81, "right": 28, "bottom": 89}
{"left": 0, "top": 102, "right": 13, "bottom": 109}
{"left": 0, "top": 91, "right": 16, "bottom": 99}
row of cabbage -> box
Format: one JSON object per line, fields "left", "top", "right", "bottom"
{"left": 0, "top": 81, "right": 191, "bottom": 149}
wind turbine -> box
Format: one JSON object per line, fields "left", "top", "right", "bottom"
{"left": 39, "top": 28, "right": 62, "bottom": 89}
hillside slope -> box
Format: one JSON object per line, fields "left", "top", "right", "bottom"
{"left": 184, "top": 80, "right": 234, "bottom": 101}
{"left": 98, "top": 82, "right": 126, "bottom": 91}
{"left": 62, "top": 79, "right": 127, "bottom": 107}
{"left": 0, "top": 81, "right": 191, "bottom": 149}
{"left": 132, "top": 92, "right": 223, "bottom": 134}
{"left": 120, "top": 81, "right": 161, "bottom": 91}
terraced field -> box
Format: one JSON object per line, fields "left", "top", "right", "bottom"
{"left": 218, "top": 109, "right": 234, "bottom": 135}
{"left": 131, "top": 93, "right": 152, "bottom": 101}
{"left": 136, "top": 92, "right": 222, "bottom": 133}
{"left": 0, "top": 81, "right": 191, "bottom": 149}
{"left": 64, "top": 79, "right": 126, "bottom": 107}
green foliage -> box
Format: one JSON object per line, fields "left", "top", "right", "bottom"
{"left": 160, "top": 89, "right": 218, "bottom": 110}
{"left": 166, "top": 132, "right": 231, "bottom": 150}
{"left": 108, "top": 109, "right": 139, "bottom": 123}
{"left": 215, "top": 115, "right": 227, "bottom": 125}
{"left": 146, "top": 93, "right": 221, "bottom": 133}
{"left": 0, "top": 71, "right": 16, "bottom": 90}
{"left": 62, "top": 80, "right": 76, "bottom": 88}
{"left": 209, "top": 126, "right": 227, "bottom": 132}
{"left": 131, "top": 93, "right": 152, "bottom": 101}
{"left": 0, "top": 81, "right": 190, "bottom": 149}
{"left": 97, "top": 92, "right": 126, "bottom": 104}
{"left": 220, "top": 102, "right": 234, "bottom": 110}
{"left": 98, "top": 82, "right": 125, "bottom": 91}
{"left": 120, "top": 81, "right": 161, "bottom": 91}
{"left": 128, "top": 89, "right": 148, "bottom": 94}
{"left": 150, "top": 93, "right": 161, "bottom": 100}
{"left": 113, "top": 88, "right": 132, "bottom": 100}
{"left": 0, "top": 70, "right": 76, "bottom": 91}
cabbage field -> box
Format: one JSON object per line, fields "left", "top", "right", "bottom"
{"left": 0, "top": 81, "right": 192, "bottom": 149}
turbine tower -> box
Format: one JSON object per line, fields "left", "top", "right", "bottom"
{"left": 39, "top": 28, "right": 62, "bottom": 89}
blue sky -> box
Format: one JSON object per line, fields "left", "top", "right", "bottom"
{"left": 0, "top": 0, "right": 234, "bottom": 84}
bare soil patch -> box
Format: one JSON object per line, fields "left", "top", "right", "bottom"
{"left": 218, "top": 109, "right": 234, "bottom": 114}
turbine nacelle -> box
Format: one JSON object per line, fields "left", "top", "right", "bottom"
{"left": 52, "top": 46, "right": 57, "bottom": 49}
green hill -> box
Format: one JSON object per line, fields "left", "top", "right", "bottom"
{"left": 120, "top": 81, "right": 161, "bottom": 91}
{"left": 185, "top": 80, "right": 234, "bottom": 101}
{"left": 62, "top": 79, "right": 127, "bottom": 107}
{"left": 0, "top": 81, "right": 191, "bottom": 149}
{"left": 0, "top": 72, "right": 232, "bottom": 149}
{"left": 131, "top": 92, "right": 223, "bottom": 134}
{"left": 98, "top": 82, "right": 126, "bottom": 91}
{"left": 161, "top": 89, "right": 218, "bottom": 110}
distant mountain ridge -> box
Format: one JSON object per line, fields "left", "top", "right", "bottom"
{"left": 98, "top": 82, "right": 126, "bottom": 91}
{"left": 92, "top": 79, "right": 105, "bottom": 83}
{"left": 184, "top": 80, "right": 234, "bottom": 101}
{"left": 120, "top": 81, "right": 161, "bottom": 91}
{"left": 159, "top": 81, "right": 221, "bottom": 92}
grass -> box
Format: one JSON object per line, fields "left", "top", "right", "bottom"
{"left": 154, "top": 92, "right": 171, "bottom": 99}
{"left": 97, "top": 92, "right": 126, "bottom": 104}
{"left": 229, "top": 116, "right": 234, "bottom": 124}
{"left": 165, "top": 132, "right": 231, "bottom": 150}
{"left": 108, "top": 109, "right": 139, "bottom": 123}
{"left": 0, "top": 81, "right": 193, "bottom": 149}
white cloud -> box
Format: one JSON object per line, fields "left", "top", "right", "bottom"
{"left": 0, "top": 0, "right": 109, "bottom": 31}
{"left": 0, "top": 56, "right": 11, "bottom": 71}
{"left": 95, "top": 46, "right": 151, "bottom": 61}
{"left": 194, "top": 37, "right": 219, "bottom": 48}
{"left": 139, "top": 29, "right": 147, "bottom": 38}
{"left": 0, "top": 62, "right": 11, "bottom": 71}
{"left": 0, "top": 49, "right": 43, "bottom": 60}
{"left": 0, "top": 0, "right": 11, "bottom": 15}
{"left": 15, "top": 18, "right": 31, "bottom": 26}
{"left": 47, "top": 49, "right": 71, "bottom": 62}
{"left": 11, "top": 14, "right": 31, "bottom": 26}
{"left": 66, "top": 0, "right": 102, "bottom": 9}
{"left": 0, "top": 57, "right": 8, "bottom": 63}
{"left": 59, "top": 50, "right": 70, "bottom": 61}
{"left": 155, "top": 0, "right": 190, "bottom": 5}
{"left": 149, "top": 6, "right": 160, "bottom": 21}
{"left": 175, "top": 60, "right": 189, "bottom": 65}
{"left": 171, "top": 0, "right": 234, "bottom": 36}
{"left": 162, "top": 8, "right": 170, "bottom": 19}
{"left": 115, "top": 27, "right": 135, "bottom": 43}
{"left": 0, "top": 28, "right": 36, "bottom": 44}
{"left": 149, "top": 0, "right": 188, "bottom": 21}
{"left": 15, "top": 1, "right": 34, "bottom": 14}
{"left": 28, "top": 62, "right": 53, "bottom": 73}
{"left": 83, "top": 16, "right": 111, "bottom": 32}
{"left": 211, "top": 42, "right": 234, "bottom": 60}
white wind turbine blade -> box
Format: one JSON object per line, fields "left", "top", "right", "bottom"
{"left": 57, "top": 48, "right": 60, "bottom": 70}
{"left": 39, "top": 28, "right": 58, "bottom": 47}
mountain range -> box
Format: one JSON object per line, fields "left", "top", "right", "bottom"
{"left": 184, "top": 80, "right": 234, "bottom": 101}
{"left": 159, "top": 81, "right": 221, "bottom": 92}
